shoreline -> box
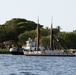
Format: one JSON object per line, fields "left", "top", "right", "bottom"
{"left": 0, "top": 49, "right": 11, "bottom": 54}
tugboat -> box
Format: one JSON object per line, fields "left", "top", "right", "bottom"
{"left": 23, "top": 18, "right": 76, "bottom": 56}
{"left": 9, "top": 45, "right": 24, "bottom": 55}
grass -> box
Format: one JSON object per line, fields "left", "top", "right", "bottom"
{"left": 0, "top": 49, "right": 10, "bottom": 54}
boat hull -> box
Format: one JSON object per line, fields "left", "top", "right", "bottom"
{"left": 10, "top": 51, "right": 24, "bottom": 55}
{"left": 9, "top": 47, "right": 24, "bottom": 55}
{"left": 25, "top": 54, "right": 75, "bottom": 57}
{"left": 24, "top": 50, "right": 76, "bottom": 57}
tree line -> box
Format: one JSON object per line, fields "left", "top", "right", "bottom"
{"left": 0, "top": 18, "right": 76, "bottom": 49}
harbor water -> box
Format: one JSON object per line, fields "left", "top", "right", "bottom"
{"left": 0, "top": 54, "right": 76, "bottom": 75}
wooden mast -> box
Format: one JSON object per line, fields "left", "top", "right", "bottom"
{"left": 37, "top": 17, "right": 40, "bottom": 50}
{"left": 50, "top": 17, "right": 54, "bottom": 50}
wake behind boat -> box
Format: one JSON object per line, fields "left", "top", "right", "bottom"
{"left": 23, "top": 18, "right": 76, "bottom": 56}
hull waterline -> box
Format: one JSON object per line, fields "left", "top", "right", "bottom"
{"left": 10, "top": 51, "right": 24, "bottom": 55}
{"left": 25, "top": 54, "right": 75, "bottom": 57}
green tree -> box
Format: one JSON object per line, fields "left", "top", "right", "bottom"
{"left": 41, "top": 36, "right": 50, "bottom": 49}
{"left": 56, "top": 32, "right": 76, "bottom": 49}
{"left": 2, "top": 18, "right": 43, "bottom": 42}
{"left": 18, "top": 30, "right": 36, "bottom": 45}
{"left": 0, "top": 25, "right": 7, "bottom": 42}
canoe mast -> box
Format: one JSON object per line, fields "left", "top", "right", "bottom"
{"left": 37, "top": 17, "right": 54, "bottom": 50}
{"left": 37, "top": 17, "right": 40, "bottom": 50}
{"left": 50, "top": 17, "right": 54, "bottom": 50}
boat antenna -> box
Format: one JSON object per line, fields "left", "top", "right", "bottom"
{"left": 37, "top": 17, "right": 40, "bottom": 50}
{"left": 50, "top": 17, "right": 54, "bottom": 50}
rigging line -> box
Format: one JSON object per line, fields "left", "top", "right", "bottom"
{"left": 53, "top": 35, "right": 66, "bottom": 49}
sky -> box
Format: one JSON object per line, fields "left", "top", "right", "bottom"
{"left": 0, "top": 0, "right": 76, "bottom": 32}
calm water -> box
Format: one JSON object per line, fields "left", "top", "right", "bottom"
{"left": 0, "top": 54, "right": 76, "bottom": 75}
